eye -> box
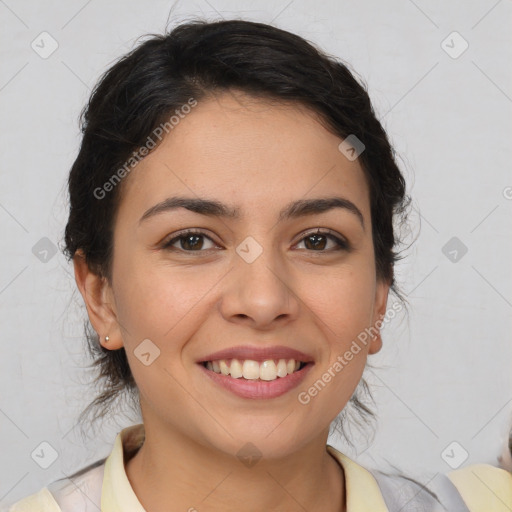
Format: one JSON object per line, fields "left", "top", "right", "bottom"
{"left": 162, "top": 229, "right": 218, "bottom": 252}
{"left": 161, "top": 228, "right": 349, "bottom": 254}
{"left": 295, "top": 229, "right": 349, "bottom": 252}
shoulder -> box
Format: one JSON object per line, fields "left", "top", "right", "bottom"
{"left": 327, "top": 443, "right": 475, "bottom": 511}
{"left": 369, "top": 468, "right": 471, "bottom": 511}
{"left": 448, "top": 463, "right": 512, "bottom": 511}
{"left": 3, "top": 458, "right": 106, "bottom": 512}
{"left": 3, "top": 487, "right": 61, "bottom": 512}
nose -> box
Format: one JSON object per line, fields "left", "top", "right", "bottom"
{"left": 219, "top": 245, "right": 300, "bottom": 330}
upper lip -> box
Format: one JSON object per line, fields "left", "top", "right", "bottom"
{"left": 197, "top": 345, "right": 315, "bottom": 363}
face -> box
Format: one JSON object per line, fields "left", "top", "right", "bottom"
{"left": 76, "top": 90, "right": 389, "bottom": 458}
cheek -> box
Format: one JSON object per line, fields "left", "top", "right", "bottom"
{"left": 112, "top": 250, "right": 221, "bottom": 343}
{"left": 300, "top": 260, "right": 376, "bottom": 342}
{"left": 111, "top": 254, "right": 219, "bottom": 414}
{"left": 296, "top": 269, "right": 374, "bottom": 419}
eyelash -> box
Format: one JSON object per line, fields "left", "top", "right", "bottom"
{"left": 161, "top": 228, "right": 349, "bottom": 254}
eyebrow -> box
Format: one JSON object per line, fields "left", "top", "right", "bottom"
{"left": 139, "top": 195, "right": 365, "bottom": 230}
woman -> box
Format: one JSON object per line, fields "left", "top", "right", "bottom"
{"left": 6, "top": 18, "right": 512, "bottom": 512}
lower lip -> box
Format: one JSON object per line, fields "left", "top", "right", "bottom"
{"left": 197, "top": 362, "right": 314, "bottom": 399}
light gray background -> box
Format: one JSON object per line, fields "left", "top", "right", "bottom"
{"left": 1, "top": 0, "right": 511, "bottom": 506}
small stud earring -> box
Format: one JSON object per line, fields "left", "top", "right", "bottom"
{"left": 105, "top": 336, "right": 110, "bottom": 343}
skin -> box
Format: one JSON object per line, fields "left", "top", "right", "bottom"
{"left": 74, "top": 89, "right": 390, "bottom": 512}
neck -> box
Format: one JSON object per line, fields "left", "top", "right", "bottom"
{"left": 124, "top": 422, "right": 346, "bottom": 512}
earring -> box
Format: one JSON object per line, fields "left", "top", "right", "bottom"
{"left": 105, "top": 336, "right": 110, "bottom": 343}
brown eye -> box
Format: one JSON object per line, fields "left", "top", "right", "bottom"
{"left": 163, "top": 230, "right": 217, "bottom": 252}
{"left": 296, "top": 230, "right": 348, "bottom": 252}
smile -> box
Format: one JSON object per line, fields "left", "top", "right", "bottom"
{"left": 202, "top": 358, "right": 307, "bottom": 381}
{"left": 198, "top": 358, "right": 314, "bottom": 399}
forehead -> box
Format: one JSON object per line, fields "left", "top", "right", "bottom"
{"left": 117, "top": 91, "right": 370, "bottom": 223}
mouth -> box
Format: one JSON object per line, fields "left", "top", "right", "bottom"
{"left": 199, "top": 358, "right": 311, "bottom": 381}
{"left": 197, "top": 357, "right": 314, "bottom": 400}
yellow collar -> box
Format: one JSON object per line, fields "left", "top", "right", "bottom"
{"left": 102, "top": 423, "right": 389, "bottom": 511}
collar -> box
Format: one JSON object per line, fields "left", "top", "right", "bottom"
{"left": 101, "top": 423, "right": 389, "bottom": 511}
{"left": 101, "top": 424, "right": 146, "bottom": 511}
{"left": 326, "top": 445, "right": 389, "bottom": 511}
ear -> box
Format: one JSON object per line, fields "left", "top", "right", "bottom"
{"left": 368, "top": 279, "right": 391, "bottom": 355}
{"left": 73, "top": 250, "right": 124, "bottom": 350}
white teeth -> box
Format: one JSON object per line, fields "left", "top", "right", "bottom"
{"left": 242, "top": 360, "right": 260, "bottom": 380}
{"left": 219, "top": 360, "right": 230, "bottom": 376}
{"left": 276, "top": 359, "right": 288, "bottom": 378}
{"left": 204, "top": 358, "right": 305, "bottom": 381}
{"left": 259, "top": 360, "right": 277, "bottom": 381}
{"left": 230, "top": 359, "right": 243, "bottom": 378}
